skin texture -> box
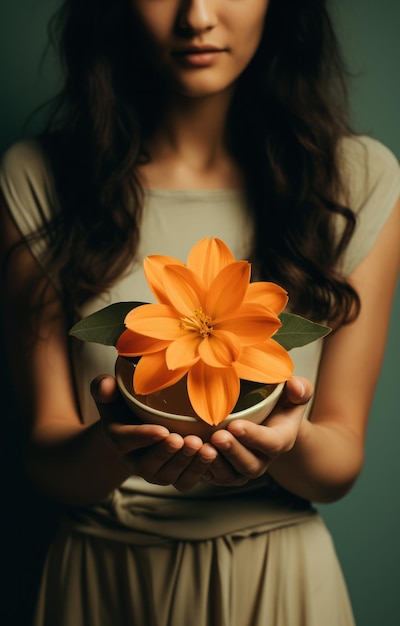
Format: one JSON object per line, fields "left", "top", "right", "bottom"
{"left": 132, "top": 0, "right": 270, "bottom": 99}
{"left": 1, "top": 0, "right": 399, "bottom": 507}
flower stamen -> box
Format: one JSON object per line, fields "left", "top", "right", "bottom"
{"left": 179, "top": 307, "right": 213, "bottom": 338}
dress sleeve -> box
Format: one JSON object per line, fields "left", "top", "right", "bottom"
{"left": 0, "top": 139, "right": 59, "bottom": 272}
{"left": 338, "top": 135, "right": 400, "bottom": 276}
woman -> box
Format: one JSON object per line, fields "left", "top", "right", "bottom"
{"left": 1, "top": 0, "right": 399, "bottom": 624}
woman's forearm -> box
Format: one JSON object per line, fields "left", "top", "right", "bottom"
{"left": 267, "top": 417, "right": 365, "bottom": 503}
{"left": 25, "top": 420, "right": 131, "bottom": 507}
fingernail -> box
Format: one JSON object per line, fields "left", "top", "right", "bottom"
{"left": 90, "top": 375, "right": 108, "bottom": 402}
{"left": 216, "top": 440, "right": 231, "bottom": 451}
{"left": 296, "top": 379, "right": 305, "bottom": 398}
{"left": 200, "top": 452, "right": 217, "bottom": 464}
{"left": 229, "top": 424, "right": 245, "bottom": 437}
{"left": 165, "top": 437, "right": 183, "bottom": 453}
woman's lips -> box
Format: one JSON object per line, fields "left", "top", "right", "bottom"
{"left": 172, "top": 48, "right": 226, "bottom": 67}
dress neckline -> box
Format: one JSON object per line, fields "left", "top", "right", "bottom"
{"left": 144, "top": 187, "right": 245, "bottom": 199}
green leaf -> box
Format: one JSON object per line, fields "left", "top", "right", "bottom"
{"left": 69, "top": 302, "right": 330, "bottom": 352}
{"left": 233, "top": 387, "right": 272, "bottom": 412}
{"left": 69, "top": 302, "right": 145, "bottom": 346}
{"left": 274, "top": 313, "right": 331, "bottom": 351}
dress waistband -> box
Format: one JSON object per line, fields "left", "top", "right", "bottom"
{"left": 63, "top": 483, "right": 316, "bottom": 546}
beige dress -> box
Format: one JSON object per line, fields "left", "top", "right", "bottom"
{"left": 1, "top": 135, "right": 399, "bottom": 626}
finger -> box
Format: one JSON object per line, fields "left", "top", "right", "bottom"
{"left": 90, "top": 374, "right": 120, "bottom": 404}
{"left": 205, "top": 452, "right": 250, "bottom": 486}
{"left": 211, "top": 429, "right": 269, "bottom": 479}
{"left": 131, "top": 433, "right": 187, "bottom": 481}
{"left": 208, "top": 378, "right": 314, "bottom": 480}
{"left": 279, "top": 376, "right": 314, "bottom": 407}
{"left": 91, "top": 375, "right": 170, "bottom": 452}
{"left": 227, "top": 400, "right": 307, "bottom": 467}
{"left": 149, "top": 435, "right": 204, "bottom": 485}
{"left": 226, "top": 375, "right": 312, "bottom": 445}
{"left": 91, "top": 374, "right": 137, "bottom": 425}
{"left": 173, "top": 443, "right": 219, "bottom": 491}
{"left": 105, "top": 422, "right": 171, "bottom": 454}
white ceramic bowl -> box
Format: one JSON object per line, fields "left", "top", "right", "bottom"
{"left": 115, "top": 356, "right": 284, "bottom": 441}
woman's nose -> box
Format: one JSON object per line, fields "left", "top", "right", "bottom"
{"left": 177, "top": 0, "right": 218, "bottom": 34}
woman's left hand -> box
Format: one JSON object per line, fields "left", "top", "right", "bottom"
{"left": 203, "top": 377, "right": 313, "bottom": 487}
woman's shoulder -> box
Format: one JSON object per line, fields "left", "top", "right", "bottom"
{"left": 339, "top": 134, "right": 400, "bottom": 212}
{"left": 0, "top": 138, "right": 58, "bottom": 237}
{"left": 338, "top": 135, "right": 400, "bottom": 275}
{"left": 340, "top": 133, "right": 399, "bottom": 165}
{"left": 1, "top": 138, "right": 51, "bottom": 183}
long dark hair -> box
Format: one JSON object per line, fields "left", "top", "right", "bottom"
{"left": 35, "top": 0, "right": 359, "bottom": 324}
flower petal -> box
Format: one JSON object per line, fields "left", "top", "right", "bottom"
{"left": 125, "top": 304, "right": 181, "bottom": 339}
{"left": 187, "top": 237, "right": 235, "bottom": 288}
{"left": 245, "top": 282, "right": 289, "bottom": 315}
{"left": 206, "top": 261, "right": 251, "bottom": 318}
{"left": 198, "top": 330, "right": 241, "bottom": 367}
{"left": 166, "top": 334, "right": 201, "bottom": 370}
{"left": 187, "top": 361, "right": 240, "bottom": 425}
{"left": 116, "top": 328, "right": 170, "bottom": 356}
{"left": 162, "top": 265, "right": 206, "bottom": 317}
{"left": 213, "top": 303, "right": 282, "bottom": 345}
{"left": 133, "top": 351, "right": 188, "bottom": 395}
{"left": 144, "top": 255, "right": 185, "bottom": 305}
{"left": 233, "top": 339, "right": 294, "bottom": 383}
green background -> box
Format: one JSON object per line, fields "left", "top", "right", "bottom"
{"left": 0, "top": 1, "right": 399, "bottom": 625}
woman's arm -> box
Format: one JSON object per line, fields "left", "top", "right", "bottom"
{"left": 4, "top": 187, "right": 397, "bottom": 505}
{"left": 0, "top": 196, "right": 217, "bottom": 506}
{"left": 209, "top": 196, "right": 400, "bottom": 502}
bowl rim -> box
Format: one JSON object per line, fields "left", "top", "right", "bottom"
{"left": 115, "top": 356, "right": 285, "bottom": 424}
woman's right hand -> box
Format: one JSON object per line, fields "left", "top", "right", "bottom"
{"left": 91, "top": 375, "right": 218, "bottom": 492}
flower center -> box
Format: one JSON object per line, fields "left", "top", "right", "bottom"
{"left": 179, "top": 307, "right": 213, "bottom": 338}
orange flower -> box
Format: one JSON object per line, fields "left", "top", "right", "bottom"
{"left": 117, "top": 238, "right": 293, "bottom": 425}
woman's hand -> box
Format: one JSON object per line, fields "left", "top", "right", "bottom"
{"left": 91, "top": 375, "right": 218, "bottom": 491}
{"left": 203, "top": 377, "right": 314, "bottom": 487}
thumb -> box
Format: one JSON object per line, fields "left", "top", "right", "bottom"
{"left": 90, "top": 375, "right": 120, "bottom": 405}
{"left": 280, "top": 376, "right": 314, "bottom": 407}
{"left": 90, "top": 375, "right": 136, "bottom": 425}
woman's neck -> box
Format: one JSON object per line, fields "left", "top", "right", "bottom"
{"left": 139, "top": 90, "right": 244, "bottom": 190}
